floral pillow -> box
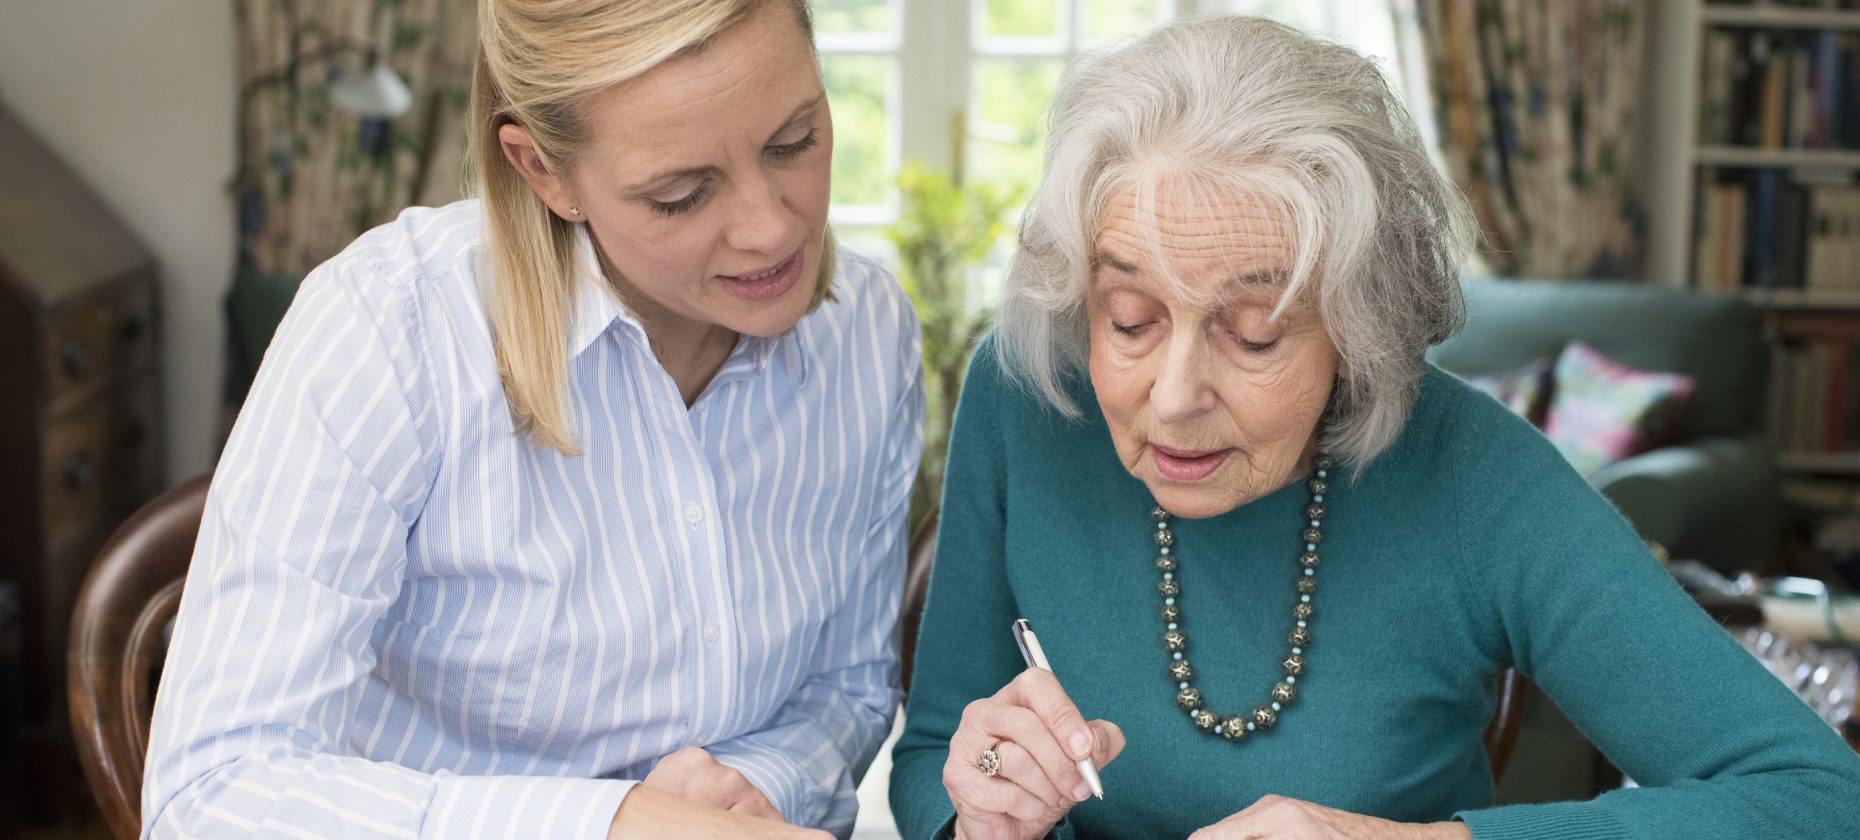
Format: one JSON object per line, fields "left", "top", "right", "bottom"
{"left": 1543, "top": 342, "right": 1696, "bottom": 479}
{"left": 1463, "top": 358, "right": 1553, "bottom": 428}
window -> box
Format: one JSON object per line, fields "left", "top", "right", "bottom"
{"left": 817, "top": 0, "right": 1186, "bottom": 258}
{"left": 815, "top": 0, "right": 1421, "bottom": 260}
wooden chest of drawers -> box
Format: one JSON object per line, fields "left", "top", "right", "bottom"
{"left": 0, "top": 104, "right": 165, "bottom": 820}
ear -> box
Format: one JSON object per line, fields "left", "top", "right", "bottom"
{"left": 498, "top": 123, "right": 581, "bottom": 222}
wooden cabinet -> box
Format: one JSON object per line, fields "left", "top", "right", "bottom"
{"left": 0, "top": 103, "right": 165, "bottom": 821}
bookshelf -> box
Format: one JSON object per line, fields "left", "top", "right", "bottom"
{"left": 1646, "top": 1, "right": 1860, "bottom": 575}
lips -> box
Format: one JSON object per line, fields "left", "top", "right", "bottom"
{"left": 1151, "top": 445, "right": 1231, "bottom": 483}
{"left": 717, "top": 248, "right": 804, "bottom": 302}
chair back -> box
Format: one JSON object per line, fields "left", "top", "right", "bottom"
{"left": 897, "top": 512, "right": 1530, "bottom": 781}
{"left": 67, "top": 474, "right": 210, "bottom": 840}
{"left": 1429, "top": 279, "right": 1768, "bottom": 439}
{"left": 899, "top": 511, "right": 938, "bottom": 695}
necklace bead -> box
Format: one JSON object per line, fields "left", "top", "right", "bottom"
{"left": 1219, "top": 716, "right": 1248, "bottom": 740}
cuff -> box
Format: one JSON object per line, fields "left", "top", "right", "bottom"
{"left": 932, "top": 814, "right": 1075, "bottom": 840}
{"left": 707, "top": 740, "right": 819, "bottom": 827}
{"left": 1456, "top": 801, "right": 1627, "bottom": 840}
{"left": 420, "top": 773, "right": 636, "bottom": 840}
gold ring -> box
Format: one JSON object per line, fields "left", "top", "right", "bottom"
{"left": 976, "top": 740, "right": 1004, "bottom": 777}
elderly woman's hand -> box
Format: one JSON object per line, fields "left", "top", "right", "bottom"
{"left": 1189, "top": 795, "right": 1472, "bottom": 840}
{"left": 941, "top": 668, "right": 1125, "bottom": 840}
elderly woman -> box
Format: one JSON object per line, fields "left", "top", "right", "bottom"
{"left": 144, "top": 2, "right": 919, "bottom": 839}
{"left": 891, "top": 15, "right": 1860, "bottom": 840}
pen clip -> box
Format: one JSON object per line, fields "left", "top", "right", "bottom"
{"left": 1012, "top": 619, "right": 1035, "bottom": 667}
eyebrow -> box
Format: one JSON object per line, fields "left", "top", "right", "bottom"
{"left": 623, "top": 95, "right": 826, "bottom": 195}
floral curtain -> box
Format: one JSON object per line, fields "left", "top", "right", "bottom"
{"left": 1405, "top": 0, "right": 1644, "bottom": 278}
{"left": 227, "top": 0, "right": 476, "bottom": 403}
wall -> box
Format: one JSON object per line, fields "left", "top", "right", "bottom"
{"left": 0, "top": 0, "right": 238, "bottom": 482}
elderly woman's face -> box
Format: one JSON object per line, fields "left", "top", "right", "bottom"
{"left": 1087, "top": 187, "right": 1338, "bottom": 519}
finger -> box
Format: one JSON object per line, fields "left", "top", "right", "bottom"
{"left": 992, "top": 740, "right": 1064, "bottom": 809}
{"left": 1087, "top": 719, "right": 1126, "bottom": 768}
{"left": 727, "top": 794, "right": 782, "bottom": 822}
{"left": 735, "top": 784, "right": 782, "bottom": 821}
{"left": 1004, "top": 668, "right": 1095, "bottom": 762}
{"left": 962, "top": 772, "right": 1053, "bottom": 824}
{"left": 970, "top": 701, "right": 1087, "bottom": 798}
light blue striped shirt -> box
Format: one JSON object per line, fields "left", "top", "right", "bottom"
{"left": 143, "top": 199, "right": 924, "bottom": 839}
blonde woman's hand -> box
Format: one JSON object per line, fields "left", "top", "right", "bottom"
{"left": 640, "top": 746, "right": 782, "bottom": 819}
{"left": 607, "top": 784, "right": 830, "bottom": 840}
{"left": 1188, "top": 795, "right": 1473, "bottom": 840}
{"left": 942, "top": 668, "right": 1125, "bottom": 840}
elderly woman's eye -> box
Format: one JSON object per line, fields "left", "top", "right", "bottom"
{"left": 1111, "top": 321, "right": 1151, "bottom": 337}
{"left": 1236, "top": 335, "right": 1279, "bottom": 353}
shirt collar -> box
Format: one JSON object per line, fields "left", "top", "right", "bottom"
{"left": 564, "top": 224, "right": 814, "bottom": 389}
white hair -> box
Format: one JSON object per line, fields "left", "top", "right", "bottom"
{"left": 997, "top": 14, "right": 1472, "bottom": 468}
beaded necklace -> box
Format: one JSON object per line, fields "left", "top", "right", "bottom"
{"left": 1153, "top": 455, "right": 1331, "bottom": 741}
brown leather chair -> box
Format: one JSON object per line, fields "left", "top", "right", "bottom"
{"left": 67, "top": 473, "right": 211, "bottom": 840}
{"left": 897, "top": 512, "right": 1530, "bottom": 781}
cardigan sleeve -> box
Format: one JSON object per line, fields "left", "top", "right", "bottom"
{"left": 887, "top": 340, "right": 1079, "bottom": 840}
{"left": 1443, "top": 391, "right": 1860, "bottom": 840}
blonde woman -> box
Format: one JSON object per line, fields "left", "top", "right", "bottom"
{"left": 142, "top": 2, "right": 922, "bottom": 838}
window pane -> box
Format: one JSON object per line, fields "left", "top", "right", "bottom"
{"left": 981, "top": 0, "right": 1059, "bottom": 39}
{"left": 812, "top": 0, "right": 895, "bottom": 36}
{"left": 1226, "top": 0, "right": 1326, "bottom": 30}
{"left": 822, "top": 54, "right": 895, "bottom": 208}
{"left": 967, "top": 58, "right": 1063, "bottom": 201}
{"left": 1081, "top": 0, "right": 1165, "bottom": 44}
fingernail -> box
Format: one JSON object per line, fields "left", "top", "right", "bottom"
{"left": 1072, "top": 781, "right": 1091, "bottom": 802}
{"left": 1070, "top": 731, "right": 1091, "bottom": 758}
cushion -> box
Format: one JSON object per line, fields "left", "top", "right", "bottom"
{"left": 1543, "top": 341, "right": 1697, "bottom": 479}
{"left": 1462, "top": 358, "right": 1553, "bottom": 427}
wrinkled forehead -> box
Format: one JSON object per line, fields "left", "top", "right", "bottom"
{"left": 1092, "top": 178, "right": 1301, "bottom": 310}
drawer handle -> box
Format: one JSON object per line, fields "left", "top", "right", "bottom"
{"left": 63, "top": 451, "right": 95, "bottom": 492}
{"left": 61, "top": 339, "right": 92, "bottom": 378}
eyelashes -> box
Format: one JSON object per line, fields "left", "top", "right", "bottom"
{"left": 1108, "top": 321, "right": 1279, "bottom": 354}
{"left": 648, "top": 184, "right": 712, "bottom": 217}
{"left": 765, "top": 127, "right": 820, "bottom": 161}
{"left": 645, "top": 128, "right": 822, "bottom": 218}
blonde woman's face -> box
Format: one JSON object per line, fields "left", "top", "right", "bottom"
{"left": 568, "top": 1, "right": 832, "bottom": 338}
{"left": 1087, "top": 185, "right": 1338, "bottom": 519}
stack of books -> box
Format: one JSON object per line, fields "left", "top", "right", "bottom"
{"left": 1769, "top": 314, "right": 1860, "bottom": 454}
{"left": 1695, "top": 170, "right": 1860, "bottom": 291}
{"left": 1699, "top": 26, "right": 1859, "bottom": 150}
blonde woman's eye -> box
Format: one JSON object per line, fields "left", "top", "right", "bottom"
{"left": 766, "top": 127, "right": 820, "bottom": 161}
{"left": 648, "top": 182, "right": 712, "bottom": 216}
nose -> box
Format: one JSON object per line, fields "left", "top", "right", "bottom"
{"left": 723, "top": 174, "right": 792, "bottom": 257}
{"left": 1149, "top": 330, "right": 1219, "bottom": 426}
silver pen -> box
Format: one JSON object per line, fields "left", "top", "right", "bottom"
{"left": 1011, "top": 618, "right": 1105, "bottom": 800}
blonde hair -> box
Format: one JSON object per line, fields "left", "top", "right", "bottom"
{"left": 469, "top": 0, "right": 832, "bottom": 454}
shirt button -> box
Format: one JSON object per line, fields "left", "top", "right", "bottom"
{"left": 684, "top": 503, "right": 703, "bottom": 525}
{"left": 703, "top": 622, "right": 720, "bottom": 644}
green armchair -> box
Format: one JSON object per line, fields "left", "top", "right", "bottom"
{"left": 1429, "top": 279, "right": 1780, "bottom": 575}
